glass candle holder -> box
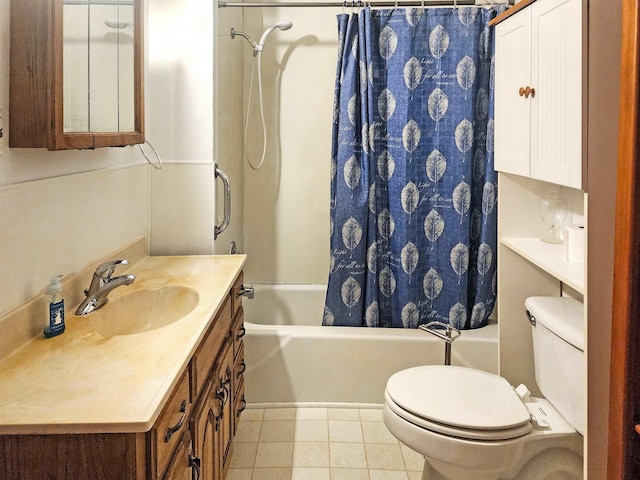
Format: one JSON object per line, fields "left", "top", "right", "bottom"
{"left": 539, "top": 190, "right": 568, "bottom": 244}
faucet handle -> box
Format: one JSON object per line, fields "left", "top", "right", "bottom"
{"left": 94, "top": 259, "right": 129, "bottom": 279}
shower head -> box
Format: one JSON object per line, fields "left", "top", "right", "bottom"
{"left": 254, "top": 20, "right": 293, "bottom": 54}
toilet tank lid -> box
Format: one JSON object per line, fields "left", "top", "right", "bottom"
{"left": 525, "top": 296, "right": 584, "bottom": 351}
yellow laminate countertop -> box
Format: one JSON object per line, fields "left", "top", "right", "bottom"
{"left": 0, "top": 254, "right": 246, "bottom": 435}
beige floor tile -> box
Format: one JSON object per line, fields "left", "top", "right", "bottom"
{"left": 264, "top": 408, "right": 297, "bottom": 420}
{"left": 226, "top": 468, "right": 253, "bottom": 480}
{"left": 229, "top": 443, "right": 258, "bottom": 469}
{"left": 242, "top": 408, "right": 265, "bottom": 421}
{"left": 291, "top": 467, "right": 331, "bottom": 480}
{"left": 329, "top": 420, "right": 364, "bottom": 443}
{"left": 292, "top": 442, "right": 330, "bottom": 467}
{"left": 328, "top": 408, "right": 361, "bottom": 421}
{"left": 329, "top": 442, "right": 368, "bottom": 468}
{"left": 400, "top": 444, "right": 424, "bottom": 471}
{"left": 295, "top": 420, "right": 329, "bottom": 442}
{"left": 330, "top": 468, "right": 370, "bottom": 480}
{"left": 359, "top": 408, "right": 384, "bottom": 422}
{"left": 235, "top": 420, "right": 262, "bottom": 443}
{"left": 369, "top": 470, "right": 409, "bottom": 480}
{"left": 362, "top": 421, "right": 398, "bottom": 444}
{"left": 255, "top": 442, "right": 294, "bottom": 468}
{"left": 365, "top": 444, "right": 406, "bottom": 470}
{"left": 251, "top": 467, "right": 292, "bottom": 479}
{"left": 407, "top": 472, "right": 422, "bottom": 480}
{"left": 260, "top": 420, "right": 295, "bottom": 442}
{"left": 297, "top": 408, "right": 328, "bottom": 420}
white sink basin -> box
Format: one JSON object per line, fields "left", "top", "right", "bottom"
{"left": 92, "top": 285, "right": 199, "bottom": 336}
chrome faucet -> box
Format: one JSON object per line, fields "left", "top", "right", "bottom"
{"left": 75, "top": 260, "right": 136, "bottom": 316}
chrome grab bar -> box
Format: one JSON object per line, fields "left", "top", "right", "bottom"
{"left": 214, "top": 164, "right": 231, "bottom": 239}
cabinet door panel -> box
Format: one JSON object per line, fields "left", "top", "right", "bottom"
{"left": 191, "top": 377, "right": 217, "bottom": 480}
{"left": 530, "top": 0, "right": 583, "bottom": 189}
{"left": 162, "top": 432, "right": 196, "bottom": 480}
{"left": 494, "top": 8, "right": 531, "bottom": 177}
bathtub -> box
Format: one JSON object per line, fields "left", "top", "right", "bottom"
{"left": 243, "top": 284, "right": 499, "bottom": 406}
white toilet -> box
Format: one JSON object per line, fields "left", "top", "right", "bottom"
{"left": 383, "top": 296, "right": 585, "bottom": 480}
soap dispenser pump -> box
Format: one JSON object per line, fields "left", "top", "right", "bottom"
{"left": 43, "top": 275, "right": 65, "bottom": 338}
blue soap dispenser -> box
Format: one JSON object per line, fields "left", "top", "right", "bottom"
{"left": 43, "top": 274, "right": 65, "bottom": 338}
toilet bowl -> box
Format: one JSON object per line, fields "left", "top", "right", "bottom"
{"left": 383, "top": 297, "right": 585, "bottom": 480}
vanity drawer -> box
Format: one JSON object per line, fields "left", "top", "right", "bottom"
{"left": 190, "top": 296, "right": 232, "bottom": 402}
{"left": 231, "top": 272, "right": 244, "bottom": 318}
{"left": 234, "top": 379, "right": 246, "bottom": 434}
{"left": 233, "top": 341, "right": 245, "bottom": 398}
{"left": 153, "top": 368, "right": 191, "bottom": 479}
{"left": 232, "top": 307, "right": 245, "bottom": 361}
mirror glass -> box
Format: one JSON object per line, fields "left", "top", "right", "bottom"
{"left": 63, "top": 0, "right": 135, "bottom": 133}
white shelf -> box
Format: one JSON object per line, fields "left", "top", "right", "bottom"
{"left": 500, "top": 237, "right": 584, "bottom": 294}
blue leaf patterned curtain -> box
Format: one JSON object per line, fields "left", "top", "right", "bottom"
{"left": 324, "top": 6, "right": 503, "bottom": 329}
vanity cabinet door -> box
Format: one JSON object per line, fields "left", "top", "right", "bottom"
{"left": 162, "top": 431, "right": 198, "bottom": 480}
{"left": 215, "top": 341, "right": 235, "bottom": 478}
{"left": 191, "top": 376, "right": 218, "bottom": 480}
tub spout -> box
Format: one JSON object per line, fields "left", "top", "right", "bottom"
{"left": 236, "top": 285, "right": 255, "bottom": 300}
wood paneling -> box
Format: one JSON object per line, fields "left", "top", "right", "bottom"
{"left": 608, "top": 0, "right": 640, "bottom": 477}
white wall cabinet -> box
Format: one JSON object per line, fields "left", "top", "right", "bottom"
{"left": 494, "top": 0, "right": 585, "bottom": 189}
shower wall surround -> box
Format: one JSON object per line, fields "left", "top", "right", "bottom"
{"left": 240, "top": 6, "right": 340, "bottom": 284}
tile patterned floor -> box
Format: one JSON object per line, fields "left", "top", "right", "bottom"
{"left": 228, "top": 407, "right": 424, "bottom": 480}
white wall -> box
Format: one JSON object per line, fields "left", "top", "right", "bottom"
{"left": 0, "top": 0, "right": 149, "bottom": 319}
{"left": 147, "top": 0, "right": 216, "bottom": 255}
{"left": 0, "top": 0, "right": 218, "bottom": 324}
{"left": 240, "top": 5, "right": 339, "bottom": 284}
{"left": 214, "top": 5, "right": 245, "bottom": 255}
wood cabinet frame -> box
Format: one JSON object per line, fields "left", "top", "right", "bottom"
{"left": 608, "top": 0, "right": 640, "bottom": 476}
{"left": 9, "top": 0, "right": 144, "bottom": 150}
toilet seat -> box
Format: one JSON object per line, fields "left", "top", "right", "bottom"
{"left": 385, "top": 366, "right": 533, "bottom": 441}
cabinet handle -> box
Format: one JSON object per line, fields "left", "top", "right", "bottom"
{"left": 518, "top": 86, "right": 536, "bottom": 99}
{"left": 189, "top": 454, "right": 201, "bottom": 480}
{"left": 237, "top": 360, "right": 246, "bottom": 378}
{"left": 164, "top": 399, "right": 187, "bottom": 443}
{"left": 216, "top": 386, "right": 229, "bottom": 407}
{"left": 237, "top": 396, "right": 247, "bottom": 417}
{"left": 236, "top": 325, "right": 246, "bottom": 340}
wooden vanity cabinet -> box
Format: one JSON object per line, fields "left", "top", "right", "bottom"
{"left": 180, "top": 273, "right": 247, "bottom": 480}
{"left": 0, "top": 271, "right": 246, "bottom": 480}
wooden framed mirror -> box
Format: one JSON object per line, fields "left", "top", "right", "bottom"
{"left": 9, "top": 0, "right": 144, "bottom": 150}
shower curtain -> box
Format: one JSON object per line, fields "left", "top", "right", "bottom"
{"left": 324, "top": 6, "right": 503, "bottom": 329}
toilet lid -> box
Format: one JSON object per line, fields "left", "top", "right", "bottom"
{"left": 386, "top": 366, "right": 531, "bottom": 434}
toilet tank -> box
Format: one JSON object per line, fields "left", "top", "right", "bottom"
{"left": 525, "top": 296, "right": 585, "bottom": 435}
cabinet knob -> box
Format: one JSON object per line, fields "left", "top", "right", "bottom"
{"left": 519, "top": 86, "right": 536, "bottom": 99}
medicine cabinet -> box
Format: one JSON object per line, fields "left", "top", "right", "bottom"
{"left": 9, "top": 0, "right": 144, "bottom": 150}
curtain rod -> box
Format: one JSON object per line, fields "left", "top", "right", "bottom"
{"left": 64, "top": 0, "right": 134, "bottom": 5}
{"left": 218, "top": 0, "right": 511, "bottom": 8}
